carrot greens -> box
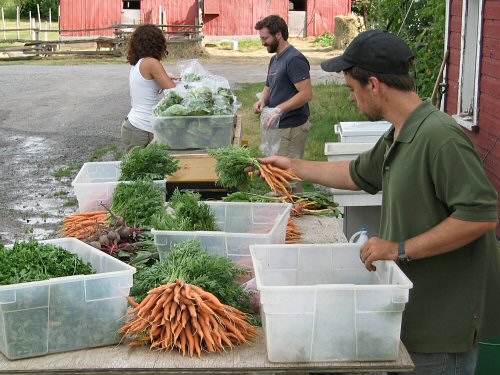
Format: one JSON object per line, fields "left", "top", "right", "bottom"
{"left": 0, "top": 239, "right": 95, "bottom": 286}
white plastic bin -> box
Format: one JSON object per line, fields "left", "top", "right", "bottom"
{"left": 72, "top": 161, "right": 165, "bottom": 213}
{"left": 0, "top": 238, "right": 136, "bottom": 359}
{"left": 335, "top": 121, "right": 392, "bottom": 143}
{"left": 152, "top": 115, "right": 235, "bottom": 149}
{"left": 250, "top": 243, "right": 412, "bottom": 362}
{"left": 324, "top": 142, "right": 375, "bottom": 162}
{"left": 152, "top": 202, "right": 292, "bottom": 265}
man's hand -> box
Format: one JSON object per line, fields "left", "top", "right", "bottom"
{"left": 253, "top": 99, "right": 266, "bottom": 113}
{"left": 244, "top": 155, "right": 292, "bottom": 175}
{"left": 262, "top": 107, "right": 283, "bottom": 129}
{"left": 359, "top": 237, "right": 399, "bottom": 272}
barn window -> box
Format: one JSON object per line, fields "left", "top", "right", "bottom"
{"left": 204, "top": 0, "right": 220, "bottom": 15}
{"left": 453, "top": 0, "right": 483, "bottom": 131}
{"left": 290, "top": 1, "right": 307, "bottom": 11}
{"left": 123, "top": 0, "right": 140, "bottom": 10}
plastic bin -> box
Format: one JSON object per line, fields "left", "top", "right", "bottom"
{"left": 152, "top": 115, "right": 235, "bottom": 149}
{"left": 0, "top": 238, "right": 136, "bottom": 359}
{"left": 324, "top": 142, "right": 375, "bottom": 162}
{"left": 152, "top": 202, "right": 292, "bottom": 265}
{"left": 476, "top": 337, "right": 500, "bottom": 375}
{"left": 335, "top": 121, "right": 392, "bottom": 143}
{"left": 250, "top": 243, "right": 413, "bottom": 362}
{"left": 72, "top": 161, "right": 165, "bottom": 213}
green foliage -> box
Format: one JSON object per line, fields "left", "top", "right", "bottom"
{"left": 315, "top": 32, "right": 334, "bottom": 47}
{"left": 111, "top": 179, "right": 166, "bottom": 228}
{"left": 130, "top": 239, "right": 252, "bottom": 313}
{"left": 119, "top": 143, "right": 180, "bottom": 181}
{"left": 151, "top": 189, "right": 219, "bottom": 231}
{"left": 359, "top": 0, "right": 446, "bottom": 98}
{"left": 19, "top": 0, "right": 60, "bottom": 21}
{"left": 208, "top": 145, "right": 260, "bottom": 190}
{"left": 0, "top": 239, "right": 95, "bottom": 285}
{"left": 90, "top": 144, "right": 123, "bottom": 161}
{"left": 53, "top": 163, "right": 80, "bottom": 178}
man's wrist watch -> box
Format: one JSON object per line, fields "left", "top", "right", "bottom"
{"left": 397, "top": 241, "right": 411, "bottom": 264}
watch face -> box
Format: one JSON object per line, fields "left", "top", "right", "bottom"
{"left": 398, "top": 254, "right": 411, "bottom": 264}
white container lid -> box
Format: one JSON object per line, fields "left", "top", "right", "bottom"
{"left": 324, "top": 142, "right": 375, "bottom": 156}
{"left": 335, "top": 121, "right": 392, "bottom": 137}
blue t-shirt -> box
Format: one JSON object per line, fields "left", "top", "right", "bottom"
{"left": 266, "top": 46, "right": 310, "bottom": 128}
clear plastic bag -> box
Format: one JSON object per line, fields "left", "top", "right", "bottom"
{"left": 260, "top": 107, "right": 281, "bottom": 156}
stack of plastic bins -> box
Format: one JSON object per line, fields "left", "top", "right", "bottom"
{"left": 0, "top": 238, "right": 135, "bottom": 359}
{"left": 250, "top": 243, "right": 412, "bottom": 362}
{"left": 325, "top": 120, "right": 392, "bottom": 239}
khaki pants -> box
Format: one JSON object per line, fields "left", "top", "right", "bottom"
{"left": 276, "top": 121, "right": 312, "bottom": 159}
{"left": 121, "top": 118, "right": 154, "bottom": 152}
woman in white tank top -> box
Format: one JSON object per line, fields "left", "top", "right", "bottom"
{"left": 122, "top": 24, "right": 177, "bottom": 152}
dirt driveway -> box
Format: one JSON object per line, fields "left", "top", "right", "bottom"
{"left": 0, "top": 39, "right": 343, "bottom": 244}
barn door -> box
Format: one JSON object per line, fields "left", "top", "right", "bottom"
{"left": 288, "top": 0, "right": 307, "bottom": 37}
{"left": 122, "top": 0, "right": 141, "bottom": 25}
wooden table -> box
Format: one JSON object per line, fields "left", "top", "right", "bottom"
{"left": 0, "top": 217, "right": 414, "bottom": 374}
{"left": 0, "top": 328, "right": 413, "bottom": 374}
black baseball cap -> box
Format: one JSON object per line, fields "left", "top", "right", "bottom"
{"left": 321, "top": 30, "right": 414, "bottom": 74}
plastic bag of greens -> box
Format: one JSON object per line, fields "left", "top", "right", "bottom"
{"left": 153, "top": 89, "right": 184, "bottom": 116}
{"left": 178, "top": 59, "right": 210, "bottom": 83}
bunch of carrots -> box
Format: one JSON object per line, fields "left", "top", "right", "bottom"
{"left": 61, "top": 210, "right": 110, "bottom": 240}
{"left": 257, "top": 162, "right": 302, "bottom": 200}
{"left": 286, "top": 217, "right": 303, "bottom": 244}
{"left": 120, "top": 280, "right": 258, "bottom": 357}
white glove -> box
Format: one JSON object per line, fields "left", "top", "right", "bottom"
{"left": 262, "top": 107, "right": 283, "bottom": 130}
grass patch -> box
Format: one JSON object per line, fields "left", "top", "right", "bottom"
{"left": 315, "top": 32, "right": 334, "bottom": 48}
{"left": 53, "top": 190, "right": 69, "bottom": 197}
{"left": 233, "top": 82, "right": 366, "bottom": 161}
{"left": 63, "top": 197, "right": 78, "bottom": 207}
{"left": 53, "top": 164, "right": 80, "bottom": 178}
{"left": 90, "top": 144, "right": 124, "bottom": 161}
{"left": 0, "top": 19, "right": 60, "bottom": 41}
{"left": 217, "top": 39, "right": 261, "bottom": 53}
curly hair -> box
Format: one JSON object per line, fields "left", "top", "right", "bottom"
{"left": 127, "top": 24, "right": 168, "bottom": 65}
{"left": 255, "top": 15, "right": 289, "bottom": 40}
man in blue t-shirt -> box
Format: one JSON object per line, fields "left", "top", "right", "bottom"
{"left": 253, "top": 15, "right": 313, "bottom": 193}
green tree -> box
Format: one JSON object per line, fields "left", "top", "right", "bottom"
{"left": 18, "top": 0, "right": 59, "bottom": 20}
{"left": 353, "top": 0, "right": 446, "bottom": 98}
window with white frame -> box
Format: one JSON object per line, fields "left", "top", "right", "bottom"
{"left": 452, "top": 0, "right": 483, "bottom": 131}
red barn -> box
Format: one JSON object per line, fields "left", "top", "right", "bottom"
{"left": 59, "top": 0, "right": 351, "bottom": 37}
{"left": 443, "top": 0, "right": 500, "bottom": 236}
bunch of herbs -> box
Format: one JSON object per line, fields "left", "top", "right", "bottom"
{"left": 0, "top": 239, "right": 95, "bottom": 286}
{"left": 119, "top": 144, "right": 180, "bottom": 181}
{"left": 111, "top": 179, "right": 167, "bottom": 228}
{"left": 151, "top": 189, "right": 219, "bottom": 231}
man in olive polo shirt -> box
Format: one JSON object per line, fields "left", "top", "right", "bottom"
{"left": 257, "top": 30, "right": 500, "bottom": 374}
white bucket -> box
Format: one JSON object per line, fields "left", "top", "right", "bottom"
{"left": 232, "top": 40, "right": 239, "bottom": 50}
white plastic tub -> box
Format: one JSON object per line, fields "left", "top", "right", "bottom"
{"left": 72, "top": 161, "right": 165, "bottom": 213}
{"left": 335, "top": 121, "right": 392, "bottom": 143}
{"left": 324, "top": 142, "right": 375, "bottom": 162}
{"left": 152, "top": 202, "right": 292, "bottom": 265}
{"left": 250, "top": 243, "right": 412, "bottom": 362}
{"left": 0, "top": 238, "right": 136, "bottom": 359}
{"left": 152, "top": 115, "right": 235, "bottom": 149}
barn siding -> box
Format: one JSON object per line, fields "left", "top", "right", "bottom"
{"left": 202, "top": 0, "right": 287, "bottom": 36}
{"left": 445, "top": 0, "right": 500, "bottom": 236}
{"left": 61, "top": 0, "right": 350, "bottom": 37}
{"left": 306, "top": 0, "right": 352, "bottom": 36}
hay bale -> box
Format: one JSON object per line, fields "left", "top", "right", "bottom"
{"left": 333, "top": 15, "right": 366, "bottom": 49}
{"left": 166, "top": 39, "right": 206, "bottom": 59}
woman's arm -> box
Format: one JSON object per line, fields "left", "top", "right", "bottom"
{"left": 140, "top": 57, "right": 176, "bottom": 89}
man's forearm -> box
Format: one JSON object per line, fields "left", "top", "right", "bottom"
{"left": 290, "top": 159, "right": 360, "bottom": 190}
{"left": 405, "top": 217, "right": 498, "bottom": 260}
